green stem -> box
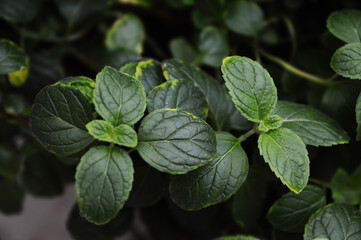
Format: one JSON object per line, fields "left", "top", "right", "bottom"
{"left": 128, "top": 148, "right": 136, "bottom": 154}
{"left": 257, "top": 48, "right": 337, "bottom": 86}
{"left": 238, "top": 129, "right": 255, "bottom": 143}
{"left": 309, "top": 178, "right": 330, "bottom": 188}
{"left": 281, "top": 15, "right": 297, "bottom": 59}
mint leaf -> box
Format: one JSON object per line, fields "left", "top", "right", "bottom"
{"left": 259, "top": 115, "right": 283, "bottom": 132}
{"left": 330, "top": 168, "right": 361, "bottom": 205}
{"left": 224, "top": 1, "right": 265, "bottom": 37}
{"left": 327, "top": 10, "right": 361, "bottom": 43}
{"left": 30, "top": 85, "right": 94, "bottom": 156}
{"left": 258, "top": 128, "right": 309, "bottom": 193}
{"left": 222, "top": 56, "right": 277, "bottom": 122}
{"left": 86, "top": 120, "right": 137, "bottom": 147}
{"left": 267, "top": 185, "right": 326, "bottom": 232}
{"left": 94, "top": 66, "right": 146, "bottom": 126}
{"left": 119, "top": 61, "right": 139, "bottom": 76}
{"left": 272, "top": 101, "right": 349, "bottom": 146}
{"left": 148, "top": 80, "right": 208, "bottom": 119}
{"left": 356, "top": 92, "right": 361, "bottom": 140}
{"left": 170, "top": 38, "right": 197, "bottom": 63}
{"left": 170, "top": 132, "right": 248, "bottom": 210}
{"left": 162, "top": 59, "right": 230, "bottom": 130}
{"left": 57, "top": 76, "right": 95, "bottom": 103}
{"left": 304, "top": 203, "right": 361, "bottom": 240}
{"left": 134, "top": 59, "right": 164, "bottom": 94}
{"left": 213, "top": 235, "right": 260, "bottom": 240}
{"left": 137, "top": 109, "right": 217, "bottom": 174}
{"left": 0, "top": 0, "right": 39, "bottom": 23}
{"left": 0, "top": 39, "right": 27, "bottom": 75}
{"left": 75, "top": 146, "right": 134, "bottom": 224}
{"left": 105, "top": 14, "right": 145, "bottom": 55}
{"left": 198, "top": 26, "right": 229, "bottom": 67}
{"left": 331, "top": 42, "right": 361, "bottom": 79}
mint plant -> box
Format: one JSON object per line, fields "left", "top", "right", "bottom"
{"left": 1, "top": 0, "right": 361, "bottom": 239}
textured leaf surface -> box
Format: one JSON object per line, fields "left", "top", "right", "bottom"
{"left": 57, "top": 76, "right": 95, "bottom": 103}
{"left": 94, "top": 66, "right": 146, "bottom": 126}
{"left": 0, "top": 39, "right": 27, "bottom": 75}
{"left": 258, "top": 115, "right": 283, "bottom": 132}
{"left": 0, "top": 0, "right": 39, "bottom": 22}
{"left": 137, "top": 109, "right": 217, "bottom": 174}
{"left": 224, "top": 1, "right": 265, "bottom": 37}
{"left": 170, "top": 132, "right": 248, "bottom": 210}
{"left": 148, "top": 80, "right": 208, "bottom": 119}
{"left": 105, "top": 14, "right": 145, "bottom": 54}
{"left": 356, "top": 92, "right": 361, "bottom": 140}
{"left": 304, "top": 203, "right": 361, "bottom": 240}
{"left": 162, "top": 59, "right": 229, "bottom": 130}
{"left": 272, "top": 101, "right": 349, "bottom": 146}
{"left": 135, "top": 59, "right": 163, "bottom": 94}
{"left": 331, "top": 42, "right": 361, "bottom": 79}
{"left": 267, "top": 185, "right": 326, "bottom": 232}
{"left": 258, "top": 128, "right": 309, "bottom": 193}
{"left": 222, "top": 56, "right": 277, "bottom": 122}
{"left": 327, "top": 10, "right": 361, "bottom": 43}
{"left": 198, "top": 27, "right": 229, "bottom": 67}
{"left": 76, "top": 146, "right": 134, "bottom": 224}
{"left": 30, "top": 85, "right": 94, "bottom": 156}
{"left": 86, "top": 120, "right": 137, "bottom": 147}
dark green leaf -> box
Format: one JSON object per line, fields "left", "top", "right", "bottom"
{"left": 226, "top": 90, "right": 253, "bottom": 131}
{"left": 0, "top": 145, "right": 20, "bottom": 177}
{"left": 94, "top": 66, "right": 146, "bottom": 126}
{"left": 222, "top": 56, "right": 277, "bottom": 122}
{"left": 267, "top": 185, "right": 326, "bottom": 232}
{"left": 330, "top": 168, "right": 361, "bottom": 205}
{"left": 147, "top": 80, "right": 208, "bottom": 119}
{"left": 86, "top": 120, "right": 137, "bottom": 147}
{"left": 198, "top": 27, "right": 229, "bottom": 67}
{"left": 134, "top": 59, "right": 164, "bottom": 94}
{"left": 105, "top": 14, "right": 145, "bottom": 55}
{"left": 137, "top": 109, "right": 217, "bottom": 174}
{"left": 0, "top": 39, "right": 27, "bottom": 75}
{"left": 170, "top": 38, "right": 197, "bottom": 63}
{"left": 30, "top": 85, "right": 94, "bottom": 156}
{"left": 224, "top": 1, "right": 265, "bottom": 37}
{"left": 272, "top": 101, "right": 349, "bottom": 146}
{"left": 162, "top": 59, "right": 230, "bottom": 130}
{"left": 0, "top": 179, "right": 24, "bottom": 214}
{"left": 57, "top": 76, "right": 95, "bottom": 103}
{"left": 0, "top": 0, "right": 39, "bottom": 22}
{"left": 331, "top": 42, "right": 361, "bottom": 79}
{"left": 75, "top": 146, "right": 134, "bottom": 224}
{"left": 327, "top": 9, "right": 361, "bottom": 43}
{"left": 170, "top": 132, "right": 248, "bottom": 210}
{"left": 258, "top": 128, "right": 309, "bottom": 193}
{"left": 304, "top": 203, "right": 361, "bottom": 240}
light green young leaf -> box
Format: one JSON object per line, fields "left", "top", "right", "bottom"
{"left": 94, "top": 66, "right": 146, "bottom": 126}
{"left": 57, "top": 76, "right": 95, "bottom": 103}
{"left": 198, "top": 27, "right": 229, "bottom": 67}
{"left": 272, "top": 101, "right": 349, "bottom": 146}
{"left": 135, "top": 59, "right": 164, "bottom": 94}
{"left": 258, "top": 128, "right": 309, "bottom": 193}
{"left": 331, "top": 42, "right": 361, "bottom": 79}
{"left": 170, "top": 132, "right": 248, "bottom": 210}
{"left": 119, "top": 61, "right": 140, "bottom": 76}
{"left": 105, "top": 14, "right": 145, "bottom": 55}
{"left": 86, "top": 120, "right": 137, "bottom": 147}
{"left": 0, "top": 39, "right": 27, "bottom": 75}
{"left": 76, "top": 146, "right": 134, "bottom": 224}
{"left": 213, "top": 235, "right": 260, "bottom": 240}
{"left": 148, "top": 80, "right": 208, "bottom": 119}
{"left": 170, "top": 38, "right": 197, "bottom": 63}
{"left": 267, "top": 185, "right": 326, "bottom": 232}
{"left": 0, "top": 0, "right": 39, "bottom": 23}
{"left": 222, "top": 56, "right": 277, "bottom": 122}
{"left": 30, "top": 85, "right": 94, "bottom": 156}
{"left": 162, "top": 59, "right": 230, "bottom": 130}
{"left": 356, "top": 92, "right": 361, "bottom": 140}
{"left": 327, "top": 9, "right": 361, "bottom": 44}
{"left": 258, "top": 115, "right": 283, "bottom": 132}
{"left": 137, "top": 109, "right": 217, "bottom": 174}
{"left": 224, "top": 1, "right": 265, "bottom": 37}
{"left": 304, "top": 203, "right": 361, "bottom": 240}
